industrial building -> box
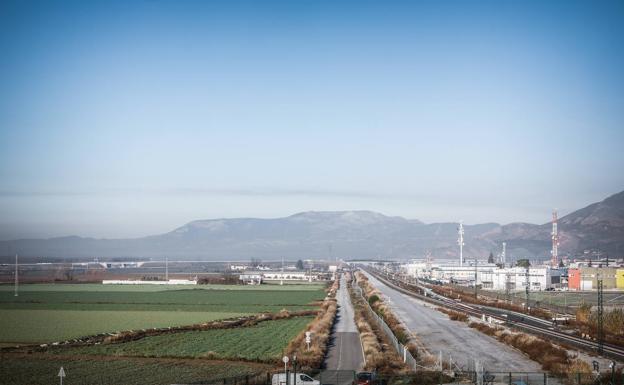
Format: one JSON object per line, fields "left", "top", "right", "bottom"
{"left": 567, "top": 267, "right": 619, "bottom": 290}
{"left": 480, "top": 267, "right": 560, "bottom": 292}
{"left": 238, "top": 270, "right": 319, "bottom": 284}
{"left": 403, "top": 260, "right": 561, "bottom": 292}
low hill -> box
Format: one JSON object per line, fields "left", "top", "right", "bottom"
{"left": 2, "top": 191, "right": 623, "bottom": 260}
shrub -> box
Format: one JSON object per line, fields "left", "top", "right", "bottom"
{"left": 368, "top": 294, "right": 380, "bottom": 306}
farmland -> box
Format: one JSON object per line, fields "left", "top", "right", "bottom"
{"left": 0, "top": 283, "right": 326, "bottom": 344}
{"left": 0, "top": 354, "right": 272, "bottom": 385}
{"left": 0, "top": 309, "right": 244, "bottom": 344}
{"left": 0, "top": 281, "right": 328, "bottom": 385}
{"left": 50, "top": 316, "right": 313, "bottom": 361}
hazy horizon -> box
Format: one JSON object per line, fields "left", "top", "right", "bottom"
{"left": 2, "top": 0, "right": 623, "bottom": 240}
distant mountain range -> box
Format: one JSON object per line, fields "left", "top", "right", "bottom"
{"left": 2, "top": 191, "right": 623, "bottom": 261}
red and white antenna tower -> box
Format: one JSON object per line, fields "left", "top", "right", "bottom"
{"left": 551, "top": 209, "right": 559, "bottom": 267}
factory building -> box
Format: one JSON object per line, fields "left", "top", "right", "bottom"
{"left": 568, "top": 268, "right": 581, "bottom": 290}
{"left": 480, "top": 267, "right": 558, "bottom": 292}
{"left": 565, "top": 267, "right": 620, "bottom": 290}
{"left": 238, "top": 270, "right": 317, "bottom": 283}
{"left": 403, "top": 260, "right": 560, "bottom": 292}
{"left": 403, "top": 260, "right": 497, "bottom": 284}
{"left": 617, "top": 269, "right": 624, "bottom": 289}
{"left": 430, "top": 264, "right": 497, "bottom": 285}
{"left": 404, "top": 261, "right": 430, "bottom": 278}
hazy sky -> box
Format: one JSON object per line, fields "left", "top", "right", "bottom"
{"left": 1, "top": 0, "right": 623, "bottom": 240}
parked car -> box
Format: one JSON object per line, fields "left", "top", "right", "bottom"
{"left": 272, "top": 373, "right": 319, "bottom": 385}
{"left": 356, "top": 372, "right": 377, "bottom": 385}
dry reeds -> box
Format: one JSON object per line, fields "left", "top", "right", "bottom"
{"left": 468, "top": 321, "right": 591, "bottom": 374}
{"left": 429, "top": 284, "right": 552, "bottom": 320}
{"left": 349, "top": 283, "right": 408, "bottom": 373}
{"left": 436, "top": 308, "right": 468, "bottom": 322}
{"left": 355, "top": 272, "right": 411, "bottom": 346}
{"left": 575, "top": 304, "right": 624, "bottom": 347}
{"left": 284, "top": 282, "right": 339, "bottom": 370}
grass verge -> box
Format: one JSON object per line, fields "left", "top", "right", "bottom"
{"left": 284, "top": 278, "right": 339, "bottom": 370}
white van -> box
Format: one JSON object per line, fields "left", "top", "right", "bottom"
{"left": 271, "top": 373, "right": 319, "bottom": 385}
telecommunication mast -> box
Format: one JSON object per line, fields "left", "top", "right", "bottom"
{"left": 551, "top": 210, "right": 559, "bottom": 268}
{"left": 458, "top": 221, "right": 465, "bottom": 267}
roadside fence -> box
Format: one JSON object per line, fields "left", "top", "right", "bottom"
{"left": 351, "top": 277, "right": 428, "bottom": 372}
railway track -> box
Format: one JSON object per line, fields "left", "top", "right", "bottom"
{"left": 364, "top": 268, "right": 624, "bottom": 363}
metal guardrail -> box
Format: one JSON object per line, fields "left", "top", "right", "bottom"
{"left": 352, "top": 277, "right": 425, "bottom": 371}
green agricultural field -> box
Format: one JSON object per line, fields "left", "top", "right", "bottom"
{"left": 0, "top": 310, "right": 245, "bottom": 344}
{"left": 0, "top": 283, "right": 325, "bottom": 343}
{"left": 0, "top": 282, "right": 326, "bottom": 292}
{"left": 52, "top": 316, "right": 313, "bottom": 361}
{"left": 0, "top": 288, "right": 323, "bottom": 312}
{"left": 0, "top": 354, "right": 271, "bottom": 385}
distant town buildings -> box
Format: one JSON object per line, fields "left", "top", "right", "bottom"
{"left": 102, "top": 279, "right": 197, "bottom": 285}
{"left": 400, "top": 258, "right": 624, "bottom": 292}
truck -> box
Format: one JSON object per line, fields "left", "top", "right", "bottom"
{"left": 271, "top": 373, "right": 320, "bottom": 385}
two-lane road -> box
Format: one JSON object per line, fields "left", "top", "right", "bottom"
{"left": 324, "top": 274, "right": 364, "bottom": 371}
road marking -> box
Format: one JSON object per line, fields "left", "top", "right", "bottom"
{"left": 337, "top": 331, "right": 344, "bottom": 369}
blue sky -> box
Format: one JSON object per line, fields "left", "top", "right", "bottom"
{"left": 1, "top": 0, "right": 623, "bottom": 239}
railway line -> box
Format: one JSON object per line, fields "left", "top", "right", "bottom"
{"left": 364, "top": 268, "right": 624, "bottom": 363}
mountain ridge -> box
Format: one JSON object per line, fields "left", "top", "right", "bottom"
{"left": 2, "top": 191, "right": 623, "bottom": 260}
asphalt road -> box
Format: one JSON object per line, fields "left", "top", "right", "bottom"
{"left": 324, "top": 274, "right": 365, "bottom": 371}
{"left": 363, "top": 271, "right": 544, "bottom": 372}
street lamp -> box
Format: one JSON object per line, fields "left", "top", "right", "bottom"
{"left": 609, "top": 361, "right": 615, "bottom": 385}
{"left": 293, "top": 354, "right": 297, "bottom": 385}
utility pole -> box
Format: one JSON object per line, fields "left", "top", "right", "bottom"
{"left": 525, "top": 265, "right": 530, "bottom": 312}
{"left": 165, "top": 257, "right": 169, "bottom": 281}
{"left": 505, "top": 270, "right": 511, "bottom": 303}
{"left": 458, "top": 221, "right": 464, "bottom": 267}
{"left": 474, "top": 258, "right": 478, "bottom": 298}
{"left": 598, "top": 276, "right": 604, "bottom": 354}
{"left": 14, "top": 254, "right": 18, "bottom": 297}
{"left": 501, "top": 242, "right": 506, "bottom": 266}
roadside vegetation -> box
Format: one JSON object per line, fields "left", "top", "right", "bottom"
{"left": 355, "top": 272, "right": 434, "bottom": 365}
{"left": 426, "top": 283, "right": 552, "bottom": 320}
{"left": 349, "top": 273, "right": 408, "bottom": 373}
{"left": 284, "top": 277, "right": 339, "bottom": 370}
{"left": 575, "top": 304, "right": 624, "bottom": 346}
{"left": 436, "top": 307, "right": 468, "bottom": 322}
{"left": 468, "top": 321, "right": 591, "bottom": 375}
{"left": 356, "top": 272, "right": 411, "bottom": 345}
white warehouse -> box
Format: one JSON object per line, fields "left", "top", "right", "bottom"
{"left": 480, "top": 267, "right": 560, "bottom": 292}
{"left": 403, "top": 260, "right": 560, "bottom": 292}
